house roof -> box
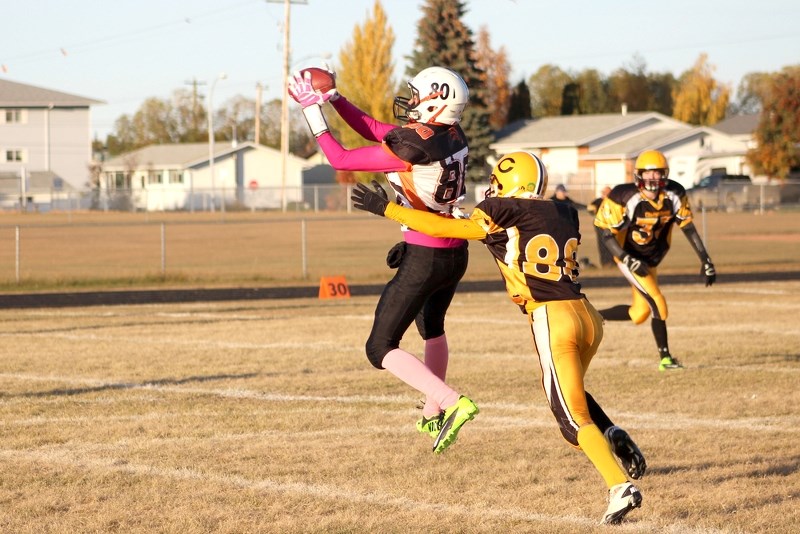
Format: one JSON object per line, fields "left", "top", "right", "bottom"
{"left": 491, "top": 112, "right": 681, "bottom": 149}
{"left": 102, "top": 141, "right": 309, "bottom": 169}
{"left": 0, "top": 79, "right": 104, "bottom": 107}
{"left": 712, "top": 114, "right": 760, "bottom": 136}
{"left": 0, "top": 171, "right": 76, "bottom": 194}
{"left": 589, "top": 127, "right": 690, "bottom": 157}
{"left": 104, "top": 143, "right": 212, "bottom": 168}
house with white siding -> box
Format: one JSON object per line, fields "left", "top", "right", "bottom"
{"left": 100, "top": 141, "right": 310, "bottom": 211}
{"left": 490, "top": 111, "right": 752, "bottom": 204}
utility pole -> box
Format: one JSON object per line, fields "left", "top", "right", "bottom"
{"left": 267, "top": 0, "right": 307, "bottom": 212}
{"left": 255, "top": 82, "right": 263, "bottom": 145}
{"left": 184, "top": 78, "right": 207, "bottom": 140}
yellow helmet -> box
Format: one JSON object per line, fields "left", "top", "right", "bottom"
{"left": 485, "top": 151, "right": 548, "bottom": 199}
{"left": 634, "top": 150, "right": 669, "bottom": 193}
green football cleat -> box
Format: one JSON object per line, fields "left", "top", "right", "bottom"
{"left": 659, "top": 355, "right": 684, "bottom": 371}
{"left": 416, "top": 413, "right": 443, "bottom": 438}
{"left": 432, "top": 396, "right": 479, "bottom": 454}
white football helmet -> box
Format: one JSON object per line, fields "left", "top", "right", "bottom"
{"left": 393, "top": 66, "right": 469, "bottom": 125}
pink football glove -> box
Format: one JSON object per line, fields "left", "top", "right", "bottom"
{"left": 287, "top": 70, "right": 335, "bottom": 108}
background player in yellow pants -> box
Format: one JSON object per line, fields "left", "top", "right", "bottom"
{"left": 352, "top": 151, "right": 645, "bottom": 525}
{"left": 594, "top": 150, "right": 716, "bottom": 371}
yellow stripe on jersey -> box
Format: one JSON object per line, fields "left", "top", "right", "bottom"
{"left": 384, "top": 203, "right": 486, "bottom": 240}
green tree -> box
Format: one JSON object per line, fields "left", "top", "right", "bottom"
{"left": 748, "top": 67, "right": 800, "bottom": 179}
{"left": 647, "top": 72, "right": 677, "bottom": 116}
{"left": 407, "top": 0, "right": 493, "bottom": 183}
{"left": 607, "top": 55, "right": 651, "bottom": 112}
{"left": 528, "top": 64, "right": 571, "bottom": 117}
{"left": 331, "top": 0, "right": 396, "bottom": 183}
{"left": 506, "top": 78, "right": 532, "bottom": 123}
{"left": 672, "top": 53, "right": 730, "bottom": 126}
{"left": 573, "top": 68, "right": 610, "bottom": 114}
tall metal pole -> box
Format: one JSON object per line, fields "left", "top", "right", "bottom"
{"left": 280, "top": 0, "right": 291, "bottom": 212}
{"left": 208, "top": 73, "right": 226, "bottom": 212}
{"left": 255, "top": 82, "right": 263, "bottom": 145}
{"left": 267, "top": 0, "right": 306, "bottom": 212}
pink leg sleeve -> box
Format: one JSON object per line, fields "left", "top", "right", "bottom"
{"left": 382, "top": 348, "right": 459, "bottom": 418}
{"left": 423, "top": 334, "right": 449, "bottom": 415}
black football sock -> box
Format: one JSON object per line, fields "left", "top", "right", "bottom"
{"left": 598, "top": 304, "right": 630, "bottom": 321}
{"left": 652, "top": 318, "right": 670, "bottom": 357}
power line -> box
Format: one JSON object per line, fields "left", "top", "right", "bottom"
{"left": 1, "top": 0, "right": 262, "bottom": 66}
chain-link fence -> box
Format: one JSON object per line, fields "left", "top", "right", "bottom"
{"left": 3, "top": 181, "right": 800, "bottom": 214}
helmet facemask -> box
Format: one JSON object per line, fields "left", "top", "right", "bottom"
{"left": 393, "top": 66, "right": 468, "bottom": 125}
{"left": 633, "top": 150, "right": 669, "bottom": 198}
{"left": 635, "top": 169, "right": 667, "bottom": 197}
{"left": 393, "top": 82, "right": 421, "bottom": 122}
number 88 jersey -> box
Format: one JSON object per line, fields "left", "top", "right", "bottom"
{"left": 471, "top": 197, "right": 585, "bottom": 312}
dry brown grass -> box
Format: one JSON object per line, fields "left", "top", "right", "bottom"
{"left": 1, "top": 208, "right": 799, "bottom": 291}
{"left": 1, "top": 279, "right": 798, "bottom": 533}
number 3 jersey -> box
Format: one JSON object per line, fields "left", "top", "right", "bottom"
{"left": 594, "top": 181, "right": 694, "bottom": 267}
{"left": 471, "top": 197, "right": 585, "bottom": 312}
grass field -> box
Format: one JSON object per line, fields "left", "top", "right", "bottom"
{"left": 1, "top": 278, "right": 798, "bottom": 532}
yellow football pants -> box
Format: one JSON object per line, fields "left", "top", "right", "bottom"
{"left": 529, "top": 298, "right": 628, "bottom": 488}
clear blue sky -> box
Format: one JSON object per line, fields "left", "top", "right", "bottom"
{"left": 3, "top": 0, "right": 798, "bottom": 140}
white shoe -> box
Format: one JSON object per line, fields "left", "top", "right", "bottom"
{"left": 600, "top": 482, "right": 642, "bottom": 525}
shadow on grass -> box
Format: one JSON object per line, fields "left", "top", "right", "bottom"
{"left": 13, "top": 372, "right": 259, "bottom": 398}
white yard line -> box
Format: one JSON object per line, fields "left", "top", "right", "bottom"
{"left": 2, "top": 373, "right": 797, "bottom": 433}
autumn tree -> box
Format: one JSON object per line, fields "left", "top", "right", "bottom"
{"left": 475, "top": 25, "right": 511, "bottom": 130}
{"left": 330, "top": 0, "right": 396, "bottom": 183}
{"left": 747, "top": 67, "right": 800, "bottom": 179}
{"left": 672, "top": 53, "right": 730, "bottom": 126}
{"left": 407, "top": 0, "right": 493, "bottom": 182}
{"left": 730, "top": 71, "right": 774, "bottom": 115}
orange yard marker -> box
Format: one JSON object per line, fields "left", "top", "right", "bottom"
{"left": 319, "top": 275, "right": 351, "bottom": 299}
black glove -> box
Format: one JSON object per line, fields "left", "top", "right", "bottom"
{"left": 351, "top": 180, "right": 389, "bottom": 216}
{"left": 702, "top": 258, "right": 716, "bottom": 286}
{"left": 621, "top": 254, "right": 649, "bottom": 276}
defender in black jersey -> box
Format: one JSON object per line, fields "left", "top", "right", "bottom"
{"left": 594, "top": 150, "right": 716, "bottom": 371}
{"left": 352, "top": 151, "right": 646, "bottom": 525}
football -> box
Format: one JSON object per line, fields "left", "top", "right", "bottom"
{"left": 300, "top": 67, "right": 336, "bottom": 93}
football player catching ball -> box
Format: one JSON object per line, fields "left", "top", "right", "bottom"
{"left": 288, "top": 65, "right": 477, "bottom": 454}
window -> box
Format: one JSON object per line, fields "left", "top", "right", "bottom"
{"left": 168, "top": 170, "right": 183, "bottom": 184}
{"left": 5, "top": 149, "right": 24, "bottom": 162}
{"left": 3, "top": 109, "right": 23, "bottom": 124}
{"left": 147, "top": 171, "right": 163, "bottom": 185}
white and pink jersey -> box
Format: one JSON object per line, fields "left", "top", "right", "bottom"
{"left": 315, "top": 96, "right": 468, "bottom": 248}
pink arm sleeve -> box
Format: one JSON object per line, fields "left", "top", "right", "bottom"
{"left": 331, "top": 96, "right": 396, "bottom": 142}
{"left": 316, "top": 132, "right": 408, "bottom": 172}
